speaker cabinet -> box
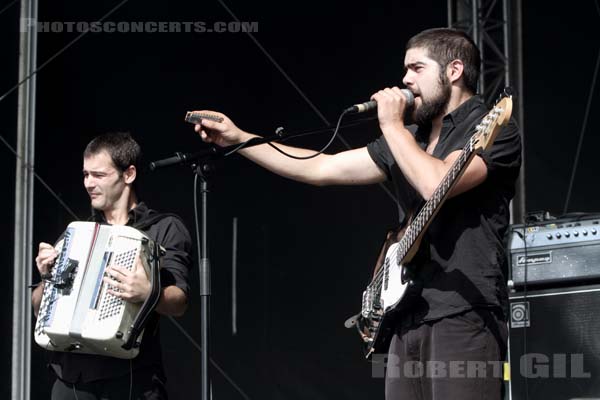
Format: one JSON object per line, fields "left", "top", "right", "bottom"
{"left": 508, "top": 285, "right": 600, "bottom": 399}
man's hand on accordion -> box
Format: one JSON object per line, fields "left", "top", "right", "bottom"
{"left": 103, "top": 258, "right": 151, "bottom": 303}
{"left": 35, "top": 242, "right": 58, "bottom": 279}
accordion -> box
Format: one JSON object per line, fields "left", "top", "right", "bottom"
{"left": 34, "top": 221, "right": 163, "bottom": 359}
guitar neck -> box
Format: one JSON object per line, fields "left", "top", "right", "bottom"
{"left": 397, "top": 138, "right": 477, "bottom": 261}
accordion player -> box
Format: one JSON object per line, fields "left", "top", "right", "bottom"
{"left": 34, "top": 221, "right": 164, "bottom": 359}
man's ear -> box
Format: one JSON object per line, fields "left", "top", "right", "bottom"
{"left": 446, "top": 59, "right": 465, "bottom": 85}
{"left": 123, "top": 165, "right": 137, "bottom": 184}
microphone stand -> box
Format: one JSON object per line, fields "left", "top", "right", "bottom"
{"left": 156, "top": 132, "right": 300, "bottom": 400}
{"left": 149, "top": 120, "right": 364, "bottom": 400}
{"left": 194, "top": 162, "right": 211, "bottom": 400}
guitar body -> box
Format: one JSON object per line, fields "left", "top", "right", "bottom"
{"left": 358, "top": 239, "right": 423, "bottom": 359}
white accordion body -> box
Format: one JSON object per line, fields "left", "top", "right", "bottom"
{"left": 34, "top": 221, "right": 162, "bottom": 359}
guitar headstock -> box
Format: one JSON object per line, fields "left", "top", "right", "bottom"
{"left": 471, "top": 94, "right": 513, "bottom": 152}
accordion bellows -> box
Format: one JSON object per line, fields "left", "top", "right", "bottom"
{"left": 34, "top": 222, "right": 162, "bottom": 359}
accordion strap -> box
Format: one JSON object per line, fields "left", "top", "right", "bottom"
{"left": 122, "top": 239, "right": 163, "bottom": 350}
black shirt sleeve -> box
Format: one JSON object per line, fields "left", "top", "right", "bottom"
{"left": 478, "top": 118, "right": 522, "bottom": 184}
{"left": 366, "top": 135, "right": 394, "bottom": 181}
{"left": 366, "top": 124, "right": 420, "bottom": 181}
{"left": 444, "top": 115, "right": 522, "bottom": 189}
{"left": 153, "top": 216, "right": 192, "bottom": 296}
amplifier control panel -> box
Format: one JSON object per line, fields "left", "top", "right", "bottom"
{"left": 509, "top": 217, "right": 600, "bottom": 250}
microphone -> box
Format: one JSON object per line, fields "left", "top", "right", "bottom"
{"left": 344, "top": 89, "right": 414, "bottom": 114}
{"left": 148, "top": 152, "right": 190, "bottom": 171}
{"left": 148, "top": 149, "right": 217, "bottom": 171}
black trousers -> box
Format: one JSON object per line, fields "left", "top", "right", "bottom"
{"left": 385, "top": 308, "right": 508, "bottom": 400}
{"left": 51, "top": 368, "right": 168, "bottom": 400}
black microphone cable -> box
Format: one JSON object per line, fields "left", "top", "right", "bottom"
{"left": 264, "top": 109, "right": 350, "bottom": 160}
{"left": 222, "top": 113, "right": 379, "bottom": 159}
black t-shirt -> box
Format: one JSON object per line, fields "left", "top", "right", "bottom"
{"left": 366, "top": 95, "right": 521, "bottom": 322}
{"left": 49, "top": 202, "right": 192, "bottom": 383}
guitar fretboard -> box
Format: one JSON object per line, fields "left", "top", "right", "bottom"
{"left": 395, "top": 136, "right": 476, "bottom": 262}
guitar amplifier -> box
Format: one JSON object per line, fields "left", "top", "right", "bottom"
{"left": 507, "top": 215, "right": 600, "bottom": 289}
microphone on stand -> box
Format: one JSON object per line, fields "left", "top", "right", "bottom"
{"left": 344, "top": 89, "right": 415, "bottom": 113}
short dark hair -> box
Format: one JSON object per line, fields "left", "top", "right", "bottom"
{"left": 83, "top": 132, "right": 142, "bottom": 173}
{"left": 406, "top": 28, "right": 480, "bottom": 94}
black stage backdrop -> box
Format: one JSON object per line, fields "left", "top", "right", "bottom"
{"left": 0, "top": 1, "right": 599, "bottom": 399}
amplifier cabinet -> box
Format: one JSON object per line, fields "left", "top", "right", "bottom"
{"left": 508, "top": 285, "right": 600, "bottom": 399}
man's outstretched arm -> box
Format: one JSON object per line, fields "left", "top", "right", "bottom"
{"left": 194, "top": 112, "right": 387, "bottom": 187}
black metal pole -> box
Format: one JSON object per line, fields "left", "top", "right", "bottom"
{"left": 196, "top": 165, "right": 211, "bottom": 400}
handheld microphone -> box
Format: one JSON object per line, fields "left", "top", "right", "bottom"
{"left": 345, "top": 89, "right": 414, "bottom": 113}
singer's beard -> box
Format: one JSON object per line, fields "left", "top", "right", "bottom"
{"left": 413, "top": 73, "right": 452, "bottom": 127}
